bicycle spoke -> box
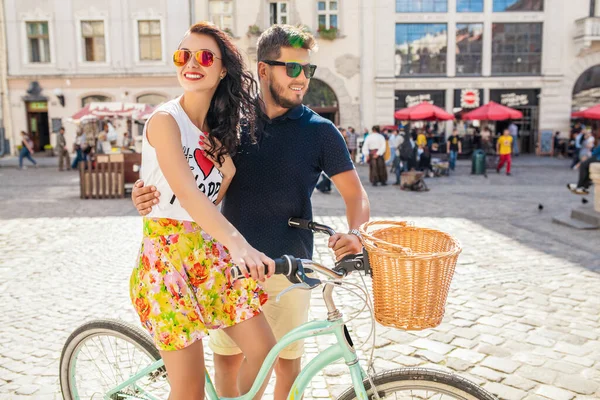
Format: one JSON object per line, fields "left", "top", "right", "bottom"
{"left": 81, "top": 342, "right": 114, "bottom": 386}
{"left": 66, "top": 329, "right": 169, "bottom": 400}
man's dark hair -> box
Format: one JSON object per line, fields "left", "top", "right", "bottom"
{"left": 372, "top": 125, "right": 380, "bottom": 133}
{"left": 59, "top": 127, "right": 65, "bottom": 132}
{"left": 257, "top": 25, "right": 317, "bottom": 62}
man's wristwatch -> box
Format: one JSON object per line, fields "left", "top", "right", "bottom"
{"left": 348, "top": 229, "right": 362, "bottom": 239}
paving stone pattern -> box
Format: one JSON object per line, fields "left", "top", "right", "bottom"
{"left": 1, "top": 156, "right": 599, "bottom": 399}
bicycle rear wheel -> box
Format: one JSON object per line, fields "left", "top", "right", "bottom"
{"left": 60, "top": 319, "right": 169, "bottom": 400}
{"left": 337, "top": 368, "right": 497, "bottom": 400}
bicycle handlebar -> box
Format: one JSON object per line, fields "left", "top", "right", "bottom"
{"left": 230, "top": 218, "right": 371, "bottom": 283}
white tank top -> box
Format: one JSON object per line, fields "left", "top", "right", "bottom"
{"left": 141, "top": 96, "right": 223, "bottom": 221}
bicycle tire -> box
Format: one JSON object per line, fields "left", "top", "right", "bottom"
{"left": 59, "top": 319, "right": 163, "bottom": 400}
{"left": 337, "top": 367, "right": 497, "bottom": 400}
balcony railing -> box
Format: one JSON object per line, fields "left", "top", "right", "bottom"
{"left": 574, "top": 17, "right": 600, "bottom": 50}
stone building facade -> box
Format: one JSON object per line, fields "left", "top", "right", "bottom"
{"left": 2, "top": 0, "right": 191, "bottom": 153}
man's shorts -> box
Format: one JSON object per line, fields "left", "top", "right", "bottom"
{"left": 209, "top": 274, "right": 311, "bottom": 359}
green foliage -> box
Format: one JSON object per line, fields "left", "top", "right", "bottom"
{"left": 317, "top": 26, "right": 338, "bottom": 40}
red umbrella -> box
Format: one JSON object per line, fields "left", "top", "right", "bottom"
{"left": 394, "top": 102, "right": 454, "bottom": 121}
{"left": 572, "top": 104, "right": 600, "bottom": 119}
{"left": 462, "top": 101, "right": 523, "bottom": 121}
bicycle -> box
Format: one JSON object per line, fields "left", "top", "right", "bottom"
{"left": 59, "top": 218, "right": 497, "bottom": 400}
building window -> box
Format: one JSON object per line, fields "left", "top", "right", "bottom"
{"left": 457, "top": 0, "right": 483, "bottom": 12}
{"left": 138, "top": 20, "right": 162, "bottom": 61}
{"left": 492, "top": 23, "right": 542, "bottom": 75}
{"left": 82, "top": 95, "right": 111, "bottom": 107}
{"left": 395, "top": 24, "right": 448, "bottom": 76}
{"left": 26, "top": 22, "right": 50, "bottom": 63}
{"left": 137, "top": 93, "right": 167, "bottom": 106}
{"left": 493, "top": 0, "right": 543, "bottom": 12}
{"left": 396, "top": 0, "right": 447, "bottom": 12}
{"left": 456, "top": 23, "right": 483, "bottom": 76}
{"left": 270, "top": 2, "right": 288, "bottom": 25}
{"left": 209, "top": 1, "right": 234, "bottom": 32}
{"left": 81, "top": 21, "right": 106, "bottom": 62}
{"left": 317, "top": 1, "right": 338, "bottom": 30}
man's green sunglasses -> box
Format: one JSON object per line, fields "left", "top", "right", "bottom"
{"left": 262, "top": 60, "right": 317, "bottom": 79}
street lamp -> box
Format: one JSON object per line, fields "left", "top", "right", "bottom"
{"left": 53, "top": 88, "right": 65, "bottom": 107}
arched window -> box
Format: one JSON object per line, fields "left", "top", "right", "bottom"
{"left": 303, "top": 79, "right": 338, "bottom": 108}
{"left": 136, "top": 93, "right": 167, "bottom": 106}
{"left": 82, "top": 95, "right": 111, "bottom": 107}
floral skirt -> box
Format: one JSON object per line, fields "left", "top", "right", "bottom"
{"left": 130, "top": 218, "right": 268, "bottom": 351}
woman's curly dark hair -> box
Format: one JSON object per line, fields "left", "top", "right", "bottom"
{"left": 184, "top": 22, "right": 258, "bottom": 164}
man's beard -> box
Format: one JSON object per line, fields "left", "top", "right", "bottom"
{"left": 269, "top": 79, "right": 302, "bottom": 109}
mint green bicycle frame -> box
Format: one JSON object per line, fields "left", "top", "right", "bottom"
{"left": 101, "top": 317, "right": 369, "bottom": 400}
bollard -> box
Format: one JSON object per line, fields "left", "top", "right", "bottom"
{"left": 590, "top": 163, "right": 600, "bottom": 213}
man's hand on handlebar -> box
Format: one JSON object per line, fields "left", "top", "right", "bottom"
{"left": 328, "top": 233, "right": 362, "bottom": 261}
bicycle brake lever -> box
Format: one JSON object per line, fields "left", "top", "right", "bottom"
{"left": 276, "top": 282, "right": 312, "bottom": 303}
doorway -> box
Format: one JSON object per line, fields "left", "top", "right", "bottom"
{"left": 26, "top": 101, "right": 50, "bottom": 151}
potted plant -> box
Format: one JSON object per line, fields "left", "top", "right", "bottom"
{"left": 44, "top": 144, "right": 54, "bottom": 156}
{"left": 317, "top": 26, "right": 338, "bottom": 40}
{"left": 223, "top": 27, "right": 235, "bottom": 38}
{"left": 247, "top": 24, "right": 262, "bottom": 37}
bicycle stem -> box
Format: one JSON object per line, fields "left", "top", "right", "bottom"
{"left": 300, "top": 260, "right": 344, "bottom": 321}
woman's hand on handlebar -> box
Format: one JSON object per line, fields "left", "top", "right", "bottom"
{"left": 328, "top": 233, "right": 362, "bottom": 260}
{"left": 228, "top": 240, "right": 275, "bottom": 282}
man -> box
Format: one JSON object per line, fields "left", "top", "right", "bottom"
{"left": 131, "top": 25, "right": 369, "bottom": 400}
{"left": 387, "top": 129, "right": 400, "bottom": 169}
{"left": 571, "top": 128, "right": 585, "bottom": 168}
{"left": 346, "top": 126, "right": 359, "bottom": 163}
{"left": 446, "top": 128, "right": 462, "bottom": 171}
{"left": 508, "top": 121, "right": 519, "bottom": 156}
{"left": 567, "top": 145, "right": 600, "bottom": 195}
{"left": 56, "top": 127, "right": 70, "bottom": 171}
{"left": 361, "top": 125, "right": 387, "bottom": 186}
{"left": 496, "top": 129, "right": 513, "bottom": 176}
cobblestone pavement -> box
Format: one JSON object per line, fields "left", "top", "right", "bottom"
{"left": 0, "top": 156, "right": 599, "bottom": 399}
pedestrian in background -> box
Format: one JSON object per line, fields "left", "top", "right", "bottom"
{"left": 387, "top": 129, "right": 400, "bottom": 169}
{"left": 71, "top": 130, "right": 87, "bottom": 170}
{"left": 392, "top": 130, "right": 405, "bottom": 185}
{"left": 567, "top": 145, "right": 600, "bottom": 195}
{"left": 56, "top": 127, "right": 70, "bottom": 171}
{"left": 345, "top": 126, "right": 358, "bottom": 163}
{"left": 571, "top": 128, "right": 585, "bottom": 168}
{"left": 509, "top": 121, "right": 519, "bottom": 157}
{"left": 359, "top": 127, "right": 370, "bottom": 164}
{"left": 122, "top": 132, "right": 133, "bottom": 151}
{"left": 362, "top": 125, "right": 387, "bottom": 186}
{"left": 446, "top": 128, "right": 462, "bottom": 171}
{"left": 496, "top": 129, "right": 513, "bottom": 176}
{"left": 416, "top": 129, "right": 427, "bottom": 148}
{"left": 18, "top": 131, "right": 37, "bottom": 170}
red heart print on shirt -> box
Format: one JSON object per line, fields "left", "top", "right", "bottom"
{"left": 193, "top": 148, "right": 215, "bottom": 179}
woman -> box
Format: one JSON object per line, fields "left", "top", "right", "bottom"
{"left": 18, "top": 131, "right": 37, "bottom": 169}
{"left": 129, "top": 22, "right": 276, "bottom": 399}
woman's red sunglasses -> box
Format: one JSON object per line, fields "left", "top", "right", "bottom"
{"left": 173, "top": 49, "right": 221, "bottom": 67}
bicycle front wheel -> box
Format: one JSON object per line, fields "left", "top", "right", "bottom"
{"left": 337, "top": 368, "right": 497, "bottom": 400}
{"left": 60, "top": 319, "right": 170, "bottom": 400}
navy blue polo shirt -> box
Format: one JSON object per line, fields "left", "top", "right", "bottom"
{"left": 221, "top": 105, "right": 354, "bottom": 259}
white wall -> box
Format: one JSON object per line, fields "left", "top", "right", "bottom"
{"left": 194, "top": 0, "right": 362, "bottom": 128}
{"left": 5, "top": 0, "right": 190, "bottom": 77}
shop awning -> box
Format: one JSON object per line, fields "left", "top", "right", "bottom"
{"left": 461, "top": 101, "right": 523, "bottom": 121}
{"left": 571, "top": 104, "right": 600, "bottom": 119}
{"left": 394, "top": 102, "right": 454, "bottom": 121}
{"left": 67, "top": 102, "right": 156, "bottom": 124}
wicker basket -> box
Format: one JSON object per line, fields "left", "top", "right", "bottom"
{"left": 359, "top": 220, "right": 462, "bottom": 330}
